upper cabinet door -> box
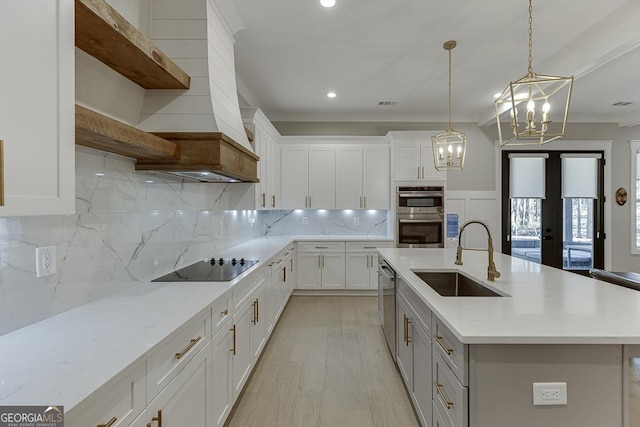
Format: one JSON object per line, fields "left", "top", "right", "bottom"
{"left": 335, "top": 147, "right": 364, "bottom": 209}
{"left": 308, "top": 147, "right": 336, "bottom": 209}
{"left": 394, "top": 143, "right": 422, "bottom": 181}
{"left": 363, "top": 146, "right": 390, "bottom": 209}
{"left": 0, "top": 0, "right": 75, "bottom": 216}
{"left": 280, "top": 146, "right": 308, "bottom": 209}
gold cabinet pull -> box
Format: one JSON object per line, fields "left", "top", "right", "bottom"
{"left": 175, "top": 336, "right": 201, "bottom": 360}
{"left": 272, "top": 194, "right": 276, "bottom": 208}
{"left": 433, "top": 381, "right": 454, "bottom": 409}
{"left": 152, "top": 409, "right": 162, "bottom": 427}
{"left": 403, "top": 314, "right": 412, "bottom": 346}
{"left": 417, "top": 166, "right": 421, "bottom": 179}
{"left": 221, "top": 308, "right": 228, "bottom": 316}
{"left": 290, "top": 258, "right": 293, "bottom": 272}
{"left": 421, "top": 166, "right": 425, "bottom": 179}
{"left": 261, "top": 193, "right": 266, "bottom": 208}
{"left": 97, "top": 417, "right": 117, "bottom": 427}
{"left": 231, "top": 324, "right": 237, "bottom": 355}
{"left": 252, "top": 299, "right": 258, "bottom": 325}
{"left": 283, "top": 265, "right": 287, "bottom": 282}
{"left": 256, "top": 298, "right": 259, "bottom": 322}
{"left": 363, "top": 195, "right": 367, "bottom": 208}
{"left": 434, "top": 335, "right": 454, "bottom": 355}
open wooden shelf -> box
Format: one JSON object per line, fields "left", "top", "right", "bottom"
{"left": 75, "top": 105, "right": 181, "bottom": 160}
{"left": 75, "top": 0, "right": 190, "bottom": 89}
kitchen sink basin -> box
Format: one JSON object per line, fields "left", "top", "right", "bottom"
{"left": 413, "top": 271, "right": 503, "bottom": 297}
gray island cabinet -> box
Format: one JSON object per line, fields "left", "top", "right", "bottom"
{"left": 379, "top": 247, "right": 635, "bottom": 427}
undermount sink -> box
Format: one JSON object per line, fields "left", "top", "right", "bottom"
{"left": 413, "top": 271, "right": 503, "bottom": 297}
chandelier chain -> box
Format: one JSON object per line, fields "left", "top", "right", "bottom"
{"left": 448, "top": 46, "right": 452, "bottom": 130}
{"left": 528, "top": 0, "right": 534, "bottom": 75}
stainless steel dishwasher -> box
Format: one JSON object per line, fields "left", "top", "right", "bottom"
{"left": 378, "top": 258, "right": 397, "bottom": 360}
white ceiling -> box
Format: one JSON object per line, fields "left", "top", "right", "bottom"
{"left": 232, "top": 0, "right": 640, "bottom": 126}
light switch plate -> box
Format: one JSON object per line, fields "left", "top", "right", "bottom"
{"left": 533, "top": 382, "right": 567, "bottom": 405}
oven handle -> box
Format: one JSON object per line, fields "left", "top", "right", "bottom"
{"left": 398, "top": 219, "right": 443, "bottom": 224}
{"left": 398, "top": 192, "right": 443, "bottom": 198}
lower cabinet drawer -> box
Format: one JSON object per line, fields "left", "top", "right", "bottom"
{"left": 212, "top": 293, "right": 231, "bottom": 334}
{"left": 297, "top": 241, "right": 345, "bottom": 253}
{"left": 146, "top": 309, "right": 210, "bottom": 402}
{"left": 433, "top": 349, "right": 468, "bottom": 427}
{"left": 433, "top": 316, "right": 468, "bottom": 385}
{"left": 66, "top": 359, "right": 145, "bottom": 427}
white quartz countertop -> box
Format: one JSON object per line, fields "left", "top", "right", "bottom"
{"left": 379, "top": 248, "right": 640, "bottom": 345}
{"left": 0, "top": 234, "right": 391, "bottom": 410}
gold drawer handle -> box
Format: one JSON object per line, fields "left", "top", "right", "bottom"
{"left": 98, "top": 417, "right": 117, "bottom": 427}
{"left": 221, "top": 309, "right": 228, "bottom": 316}
{"left": 433, "top": 381, "right": 454, "bottom": 409}
{"left": 175, "top": 336, "right": 201, "bottom": 360}
{"left": 152, "top": 409, "right": 162, "bottom": 427}
{"left": 231, "top": 324, "right": 237, "bottom": 355}
{"left": 434, "top": 335, "right": 454, "bottom": 355}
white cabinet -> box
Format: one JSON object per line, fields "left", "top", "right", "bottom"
{"left": 280, "top": 145, "right": 336, "bottom": 209}
{"left": 391, "top": 132, "right": 446, "bottom": 182}
{"left": 280, "top": 146, "right": 308, "bottom": 209}
{"left": 396, "top": 278, "right": 433, "bottom": 427}
{"left": 297, "top": 242, "right": 346, "bottom": 289}
{"left": 231, "top": 293, "right": 254, "bottom": 402}
{"left": 345, "top": 242, "right": 393, "bottom": 290}
{"left": 65, "top": 360, "right": 146, "bottom": 427}
{"left": 131, "top": 342, "right": 212, "bottom": 427}
{"left": 0, "top": 0, "right": 74, "bottom": 216}
{"left": 336, "top": 146, "right": 390, "bottom": 209}
{"left": 250, "top": 284, "right": 267, "bottom": 361}
{"left": 242, "top": 108, "right": 280, "bottom": 210}
{"left": 210, "top": 321, "right": 233, "bottom": 427}
{"left": 396, "top": 296, "right": 414, "bottom": 390}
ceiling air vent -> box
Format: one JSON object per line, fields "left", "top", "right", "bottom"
{"left": 378, "top": 101, "right": 397, "bottom": 106}
{"left": 611, "top": 101, "right": 635, "bottom": 107}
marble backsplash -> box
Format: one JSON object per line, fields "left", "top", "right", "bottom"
{"left": 0, "top": 147, "right": 389, "bottom": 336}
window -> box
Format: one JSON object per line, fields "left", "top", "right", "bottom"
{"left": 632, "top": 141, "right": 640, "bottom": 254}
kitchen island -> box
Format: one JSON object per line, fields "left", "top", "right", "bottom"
{"left": 379, "top": 247, "right": 639, "bottom": 427}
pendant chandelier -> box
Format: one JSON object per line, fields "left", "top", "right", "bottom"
{"left": 432, "top": 40, "right": 467, "bottom": 171}
{"left": 494, "top": 0, "right": 574, "bottom": 146}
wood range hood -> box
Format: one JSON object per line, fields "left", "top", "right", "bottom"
{"left": 135, "top": 132, "right": 259, "bottom": 183}
{"left": 74, "top": 0, "right": 259, "bottom": 183}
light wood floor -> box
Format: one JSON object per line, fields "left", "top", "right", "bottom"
{"left": 225, "top": 296, "right": 420, "bottom": 427}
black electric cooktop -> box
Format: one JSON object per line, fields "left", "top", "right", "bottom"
{"left": 152, "top": 258, "right": 259, "bottom": 282}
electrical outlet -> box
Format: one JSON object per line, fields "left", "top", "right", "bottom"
{"left": 36, "top": 246, "right": 57, "bottom": 278}
{"left": 533, "top": 382, "right": 567, "bottom": 405}
{"left": 302, "top": 217, "right": 308, "bottom": 225}
{"left": 354, "top": 217, "right": 360, "bottom": 226}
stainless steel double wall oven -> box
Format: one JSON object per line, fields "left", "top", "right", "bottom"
{"left": 395, "top": 185, "right": 445, "bottom": 248}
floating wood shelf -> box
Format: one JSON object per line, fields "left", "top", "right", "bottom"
{"left": 75, "top": 105, "right": 181, "bottom": 160}
{"left": 136, "top": 133, "right": 260, "bottom": 183}
{"left": 75, "top": 0, "right": 190, "bottom": 89}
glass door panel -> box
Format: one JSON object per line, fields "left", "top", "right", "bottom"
{"left": 510, "top": 198, "right": 542, "bottom": 264}
{"left": 563, "top": 198, "right": 594, "bottom": 270}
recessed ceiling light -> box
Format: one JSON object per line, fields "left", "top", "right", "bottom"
{"left": 320, "top": 0, "right": 336, "bottom": 7}
{"left": 327, "top": 91, "right": 337, "bottom": 98}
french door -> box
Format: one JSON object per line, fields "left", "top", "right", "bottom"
{"left": 501, "top": 151, "right": 605, "bottom": 274}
